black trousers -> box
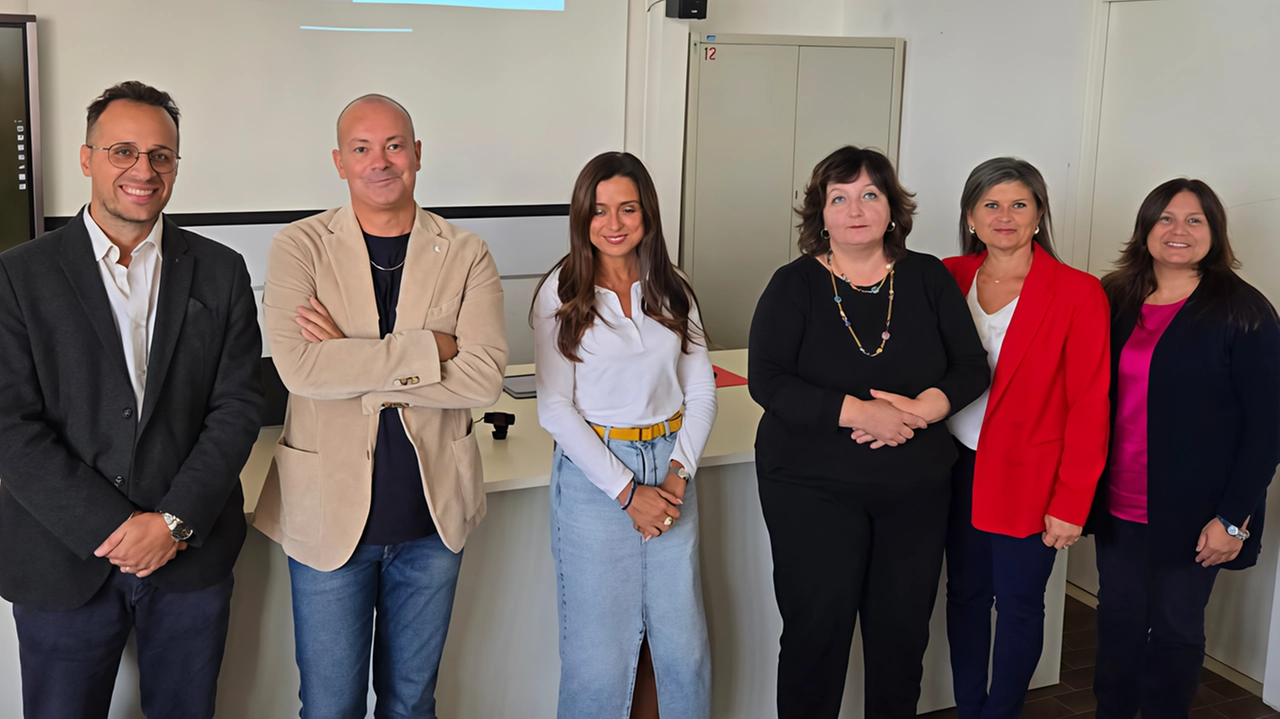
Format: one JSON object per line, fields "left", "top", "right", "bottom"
{"left": 759, "top": 472, "right": 951, "bottom": 719}
{"left": 12, "top": 570, "right": 234, "bottom": 719}
{"left": 1094, "top": 516, "right": 1220, "bottom": 719}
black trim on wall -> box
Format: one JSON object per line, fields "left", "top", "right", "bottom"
{"left": 45, "top": 204, "right": 571, "bottom": 232}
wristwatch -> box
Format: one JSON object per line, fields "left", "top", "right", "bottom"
{"left": 674, "top": 467, "right": 692, "bottom": 482}
{"left": 162, "top": 512, "right": 194, "bottom": 542}
{"left": 1217, "top": 515, "right": 1250, "bottom": 541}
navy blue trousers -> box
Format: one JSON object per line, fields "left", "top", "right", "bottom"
{"left": 1094, "top": 516, "right": 1220, "bottom": 719}
{"left": 945, "top": 443, "right": 1059, "bottom": 719}
{"left": 12, "top": 570, "right": 234, "bottom": 719}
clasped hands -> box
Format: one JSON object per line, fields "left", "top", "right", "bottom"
{"left": 94, "top": 511, "right": 186, "bottom": 578}
{"left": 841, "top": 388, "right": 950, "bottom": 449}
{"left": 619, "top": 465, "right": 689, "bottom": 541}
{"left": 295, "top": 297, "right": 458, "bottom": 361}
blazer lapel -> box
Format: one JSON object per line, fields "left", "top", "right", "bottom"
{"left": 59, "top": 210, "right": 130, "bottom": 381}
{"left": 987, "top": 247, "right": 1057, "bottom": 411}
{"left": 393, "top": 208, "right": 449, "bottom": 332}
{"left": 324, "top": 205, "right": 382, "bottom": 339}
{"left": 139, "top": 218, "right": 194, "bottom": 431}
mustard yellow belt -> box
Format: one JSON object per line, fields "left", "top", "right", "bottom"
{"left": 590, "top": 410, "right": 684, "bottom": 442}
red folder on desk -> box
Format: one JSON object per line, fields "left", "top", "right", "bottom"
{"left": 712, "top": 366, "right": 748, "bottom": 388}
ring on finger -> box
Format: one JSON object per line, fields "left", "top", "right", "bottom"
{"left": 663, "top": 516, "right": 674, "bottom": 527}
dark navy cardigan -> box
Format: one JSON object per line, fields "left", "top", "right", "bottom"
{"left": 1088, "top": 282, "right": 1280, "bottom": 570}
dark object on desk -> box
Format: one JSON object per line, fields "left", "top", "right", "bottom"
{"left": 503, "top": 373, "right": 537, "bottom": 400}
{"left": 482, "top": 412, "right": 516, "bottom": 440}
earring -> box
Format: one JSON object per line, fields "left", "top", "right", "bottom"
{"left": 968, "top": 225, "right": 976, "bottom": 234}
{"left": 1035, "top": 226, "right": 1041, "bottom": 235}
{"left": 887, "top": 221, "right": 897, "bottom": 232}
{"left": 821, "top": 229, "right": 830, "bottom": 240}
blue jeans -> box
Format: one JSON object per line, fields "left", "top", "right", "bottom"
{"left": 550, "top": 432, "right": 711, "bottom": 719}
{"left": 946, "top": 444, "right": 1059, "bottom": 719}
{"left": 288, "top": 533, "right": 464, "bottom": 719}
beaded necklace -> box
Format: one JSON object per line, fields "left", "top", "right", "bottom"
{"left": 825, "top": 257, "right": 895, "bottom": 357}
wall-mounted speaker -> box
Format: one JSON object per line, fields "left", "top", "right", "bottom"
{"left": 665, "top": 0, "right": 707, "bottom": 20}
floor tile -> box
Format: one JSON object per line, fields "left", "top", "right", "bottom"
{"left": 1055, "top": 687, "right": 1098, "bottom": 714}
{"left": 1060, "top": 665, "right": 1096, "bottom": 691}
{"left": 1026, "top": 683, "right": 1075, "bottom": 701}
{"left": 1063, "top": 629, "right": 1099, "bottom": 651}
{"left": 1188, "top": 708, "right": 1228, "bottom": 719}
{"left": 1064, "top": 597, "right": 1099, "bottom": 632}
{"left": 1193, "top": 682, "right": 1230, "bottom": 708}
{"left": 1062, "top": 647, "right": 1097, "bottom": 670}
{"left": 1215, "top": 695, "right": 1280, "bottom": 719}
{"left": 1019, "top": 697, "right": 1078, "bottom": 718}
{"left": 1208, "top": 680, "right": 1255, "bottom": 702}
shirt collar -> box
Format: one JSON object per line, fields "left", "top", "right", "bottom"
{"left": 83, "top": 206, "right": 164, "bottom": 264}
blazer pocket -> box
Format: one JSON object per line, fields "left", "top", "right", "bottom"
{"left": 423, "top": 294, "right": 463, "bottom": 334}
{"left": 450, "top": 423, "right": 484, "bottom": 518}
{"left": 274, "top": 442, "right": 322, "bottom": 543}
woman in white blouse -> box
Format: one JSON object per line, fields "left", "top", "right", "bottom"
{"left": 533, "top": 151, "right": 718, "bottom": 719}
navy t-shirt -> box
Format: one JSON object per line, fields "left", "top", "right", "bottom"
{"left": 359, "top": 231, "right": 438, "bottom": 545}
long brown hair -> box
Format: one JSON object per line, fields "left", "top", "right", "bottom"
{"left": 1102, "top": 178, "right": 1276, "bottom": 329}
{"left": 796, "top": 146, "right": 916, "bottom": 260}
{"left": 533, "top": 152, "right": 705, "bottom": 362}
{"left": 958, "top": 157, "right": 1058, "bottom": 259}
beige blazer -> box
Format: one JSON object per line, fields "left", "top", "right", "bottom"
{"left": 252, "top": 205, "right": 508, "bottom": 570}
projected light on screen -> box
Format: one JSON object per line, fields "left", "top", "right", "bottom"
{"left": 351, "top": 0, "right": 564, "bottom": 9}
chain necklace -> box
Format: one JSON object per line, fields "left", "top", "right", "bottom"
{"left": 827, "top": 260, "right": 895, "bottom": 357}
{"left": 826, "top": 251, "right": 888, "bottom": 294}
{"left": 370, "top": 259, "right": 405, "bottom": 272}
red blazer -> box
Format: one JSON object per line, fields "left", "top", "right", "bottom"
{"left": 943, "top": 249, "right": 1111, "bottom": 537}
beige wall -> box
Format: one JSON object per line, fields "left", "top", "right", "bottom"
{"left": 0, "top": 1, "right": 28, "bottom": 14}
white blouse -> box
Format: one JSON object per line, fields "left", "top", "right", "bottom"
{"left": 947, "top": 277, "right": 1019, "bottom": 451}
{"left": 533, "top": 268, "right": 718, "bottom": 498}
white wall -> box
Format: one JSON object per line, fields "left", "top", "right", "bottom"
{"left": 842, "top": 0, "right": 1096, "bottom": 261}
{"left": 0, "top": 1, "right": 27, "bottom": 14}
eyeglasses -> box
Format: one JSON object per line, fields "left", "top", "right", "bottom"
{"left": 86, "top": 143, "right": 181, "bottom": 174}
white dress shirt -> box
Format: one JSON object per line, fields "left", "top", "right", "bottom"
{"left": 84, "top": 208, "right": 164, "bottom": 413}
{"left": 533, "top": 268, "right": 719, "bottom": 498}
{"left": 947, "top": 276, "right": 1018, "bottom": 451}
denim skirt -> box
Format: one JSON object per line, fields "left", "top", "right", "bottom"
{"left": 549, "top": 431, "right": 711, "bottom": 719}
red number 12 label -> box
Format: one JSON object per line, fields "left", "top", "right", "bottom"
{"left": 705, "top": 46, "right": 717, "bottom": 61}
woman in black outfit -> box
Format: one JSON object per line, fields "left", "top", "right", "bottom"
{"left": 748, "top": 145, "right": 990, "bottom": 719}
{"left": 1090, "top": 179, "right": 1280, "bottom": 719}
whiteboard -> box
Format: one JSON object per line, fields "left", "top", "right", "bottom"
{"left": 29, "top": 0, "right": 627, "bottom": 215}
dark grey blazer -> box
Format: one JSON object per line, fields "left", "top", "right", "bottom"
{"left": 0, "top": 210, "right": 264, "bottom": 611}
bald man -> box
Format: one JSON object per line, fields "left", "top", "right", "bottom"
{"left": 254, "top": 94, "right": 508, "bottom": 718}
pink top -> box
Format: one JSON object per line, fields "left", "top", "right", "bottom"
{"left": 1108, "top": 299, "right": 1187, "bottom": 523}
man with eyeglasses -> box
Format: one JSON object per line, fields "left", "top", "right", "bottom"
{"left": 0, "top": 81, "right": 263, "bottom": 718}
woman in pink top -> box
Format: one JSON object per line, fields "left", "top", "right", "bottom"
{"left": 1089, "top": 179, "right": 1280, "bottom": 719}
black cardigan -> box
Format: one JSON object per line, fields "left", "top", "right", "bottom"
{"left": 1088, "top": 283, "right": 1280, "bottom": 569}
{"left": 749, "top": 252, "right": 990, "bottom": 486}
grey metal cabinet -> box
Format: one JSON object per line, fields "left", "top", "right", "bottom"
{"left": 682, "top": 34, "right": 904, "bottom": 349}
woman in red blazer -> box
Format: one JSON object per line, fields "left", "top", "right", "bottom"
{"left": 940, "top": 159, "right": 1110, "bottom": 719}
